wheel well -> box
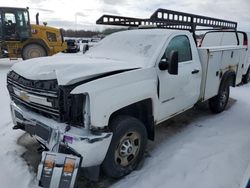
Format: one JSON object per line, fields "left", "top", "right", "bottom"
{"left": 108, "top": 99, "right": 155, "bottom": 141}
{"left": 221, "top": 70, "right": 236, "bottom": 87}
{"left": 245, "top": 65, "right": 250, "bottom": 76}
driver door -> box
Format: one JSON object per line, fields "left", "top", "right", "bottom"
{"left": 157, "top": 34, "right": 201, "bottom": 122}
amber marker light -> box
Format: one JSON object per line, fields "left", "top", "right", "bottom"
{"left": 63, "top": 158, "right": 76, "bottom": 174}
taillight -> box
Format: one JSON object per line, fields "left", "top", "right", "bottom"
{"left": 244, "top": 39, "right": 248, "bottom": 46}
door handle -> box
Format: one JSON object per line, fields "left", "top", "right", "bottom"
{"left": 192, "top": 69, "right": 200, "bottom": 74}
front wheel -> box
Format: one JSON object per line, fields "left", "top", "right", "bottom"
{"left": 209, "top": 81, "right": 230, "bottom": 113}
{"left": 102, "top": 116, "right": 147, "bottom": 178}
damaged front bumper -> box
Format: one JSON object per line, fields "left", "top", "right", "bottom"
{"left": 10, "top": 101, "right": 112, "bottom": 186}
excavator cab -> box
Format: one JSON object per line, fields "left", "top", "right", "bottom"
{"left": 0, "top": 6, "right": 67, "bottom": 59}
{"left": 0, "top": 7, "right": 31, "bottom": 41}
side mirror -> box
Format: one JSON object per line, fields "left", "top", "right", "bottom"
{"left": 168, "top": 51, "right": 178, "bottom": 75}
{"left": 158, "top": 51, "right": 179, "bottom": 75}
{"left": 158, "top": 58, "right": 168, "bottom": 71}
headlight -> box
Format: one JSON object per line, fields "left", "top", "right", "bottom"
{"left": 83, "top": 94, "right": 90, "bottom": 128}
{"left": 65, "top": 94, "right": 90, "bottom": 128}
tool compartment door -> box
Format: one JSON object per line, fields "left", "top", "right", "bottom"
{"left": 203, "top": 50, "right": 222, "bottom": 100}
{"left": 235, "top": 49, "right": 246, "bottom": 85}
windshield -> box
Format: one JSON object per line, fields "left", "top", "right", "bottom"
{"left": 86, "top": 30, "right": 166, "bottom": 66}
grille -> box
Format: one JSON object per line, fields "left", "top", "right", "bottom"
{"left": 7, "top": 71, "right": 60, "bottom": 120}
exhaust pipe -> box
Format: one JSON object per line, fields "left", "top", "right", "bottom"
{"left": 36, "top": 13, "right": 39, "bottom": 25}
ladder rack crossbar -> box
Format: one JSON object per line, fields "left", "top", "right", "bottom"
{"left": 96, "top": 15, "right": 192, "bottom": 30}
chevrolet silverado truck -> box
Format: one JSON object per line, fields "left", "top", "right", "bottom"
{"left": 7, "top": 9, "right": 248, "bottom": 187}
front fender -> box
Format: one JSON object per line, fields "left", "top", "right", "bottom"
{"left": 71, "top": 68, "right": 158, "bottom": 128}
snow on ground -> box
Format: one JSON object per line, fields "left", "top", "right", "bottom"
{"left": 112, "top": 87, "right": 250, "bottom": 188}
{"left": 0, "top": 59, "right": 38, "bottom": 188}
{"left": 0, "top": 57, "right": 250, "bottom": 188}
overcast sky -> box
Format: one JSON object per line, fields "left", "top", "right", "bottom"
{"left": 1, "top": 0, "right": 250, "bottom": 31}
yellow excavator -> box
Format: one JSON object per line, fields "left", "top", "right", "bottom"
{"left": 0, "top": 7, "right": 67, "bottom": 60}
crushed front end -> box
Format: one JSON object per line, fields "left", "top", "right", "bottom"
{"left": 7, "top": 71, "right": 112, "bottom": 187}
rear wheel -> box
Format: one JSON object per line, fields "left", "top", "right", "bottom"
{"left": 22, "top": 44, "right": 47, "bottom": 60}
{"left": 102, "top": 116, "right": 147, "bottom": 178}
{"left": 209, "top": 81, "right": 230, "bottom": 113}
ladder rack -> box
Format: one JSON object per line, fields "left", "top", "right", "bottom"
{"left": 96, "top": 8, "right": 237, "bottom": 31}
{"left": 96, "top": 15, "right": 193, "bottom": 30}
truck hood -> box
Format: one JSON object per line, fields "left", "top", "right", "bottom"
{"left": 11, "top": 55, "right": 143, "bottom": 85}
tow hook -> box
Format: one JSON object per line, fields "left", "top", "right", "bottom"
{"left": 12, "top": 124, "right": 24, "bottom": 130}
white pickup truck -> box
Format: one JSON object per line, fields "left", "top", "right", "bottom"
{"left": 6, "top": 9, "right": 248, "bottom": 187}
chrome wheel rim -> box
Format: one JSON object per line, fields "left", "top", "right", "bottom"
{"left": 115, "top": 131, "right": 141, "bottom": 167}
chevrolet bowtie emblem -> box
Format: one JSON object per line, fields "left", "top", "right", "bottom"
{"left": 19, "top": 91, "right": 30, "bottom": 102}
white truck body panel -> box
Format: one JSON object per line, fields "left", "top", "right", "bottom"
{"left": 201, "top": 31, "right": 249, "bottom": 76}
{"left": 71, "top": 68, "right": 158, "bottom": 128}
{"left": 198, "top": 46, "right": 247, "bottom": 101}
{"left": 244, "top": 32, "right": 250, "bottom": 74}
{"left": 201, "top": 32, "right": 238, "bottom": 47}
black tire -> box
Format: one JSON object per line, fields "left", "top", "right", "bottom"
{"left": 22, "top": 44, "right": 47, "bottom": 60}
{"left": 209, "top": 81, "right": 230, "bottom": 113}
{"left": 102, "top": 116, "right": 147, "bottom": 178}
{"left": 242, "top": 67, "right": 250, "bottom": 84}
